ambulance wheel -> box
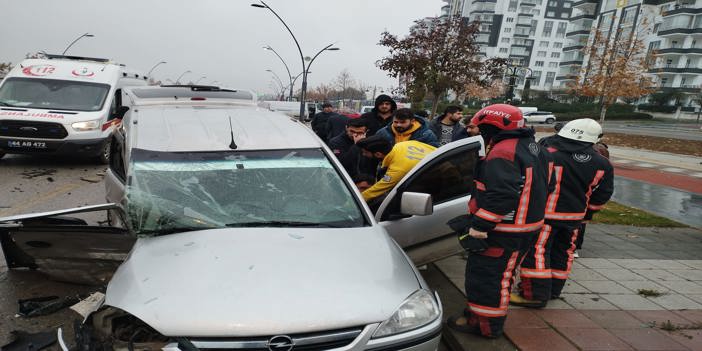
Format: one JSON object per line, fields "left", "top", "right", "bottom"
{"left": 96, "top": 140, "right": 111, "bottom": 165}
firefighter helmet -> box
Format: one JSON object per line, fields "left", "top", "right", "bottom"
{"left": 558, "top": 118, "right": 603, "bottom": 143}
{"left": 470, "top": 104, "right": 524, "bottom": 131}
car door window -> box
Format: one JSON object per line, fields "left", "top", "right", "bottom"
{"left": 109, "top": 135, "right": 126, "bottom": 182}
{"left": 379, "top": 143, "right": 480, "bottom": 221}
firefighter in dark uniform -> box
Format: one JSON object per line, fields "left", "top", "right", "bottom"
{"left": 512, "top": 118, "right": 614, "bottom": 307}
{"left": 447, "top": 104, "right": 552, "bottom": 338}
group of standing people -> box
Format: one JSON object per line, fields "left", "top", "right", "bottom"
{"left": 313, "top": 98, "right": 614, "bottom": 340}
{"left": 446, "top": 104, "right": 614, "bottom": 339}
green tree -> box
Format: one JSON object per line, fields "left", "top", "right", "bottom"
{"left": 377, "top": 17, "right": 505, "bottom": 118}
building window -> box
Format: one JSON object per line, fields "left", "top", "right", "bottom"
{"left": 532, "top": 70, "right": 542, "bottom": 86}
{"left": 508, "top": 0, "right": 518, "bottom": 11}
{"left": 548, "top": 62, "right": 559, "bottom": 68}
{"left": 556, "top": 22, "right": 567, "bottom": 38}
{"left": 545, "top": 72, "right": 556, "bottom": 85}
{"left": 553, "top": 42, "right": 563, "bottom": 49}
{"left": 504, "top": 27, "right": 512, "bottom": 33}
{"left": 535, "top": 61, "right": 545, "bottom": 67}
{"left": 500, "top": 47, "right": 509, "bottom": 53}
{"left": 542, "top": 21, "right": 554, "bottom": 37}
{"left": 564, "top": 1, "right": 572, "bottom": 8}
{"left": 560, "top": 12, "right": 569, "bottom": 19}
{"left": 551, "top": 52, "right": 561, "bottom": 58}
{"left": 548, "top": 1, "right": 557, "bottom": 6}
{"left": 506, "top": 17, "right": 514, "bottom": 23}
{"left": 547, "top": 11, "right": 556, "bottom": 17}
{"left": 502, "top": 37, "right": 511, "bottom": 43}
{"left": 540, "top": 41, "right": 549, "bottom": 47}
{"left": 537, "top": 51, "right": 547, "bottom": 57}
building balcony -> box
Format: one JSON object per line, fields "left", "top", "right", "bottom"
{"left": 658, "top": 27, "right": 702, "bottom": 36}
{"left": 566, "top": 30, "right": 591, "bottom": 37}
{"left": 519, "top": 0, "right": 536, "bottom": 7}
{"left": 650, "top": 66, "right": 702, "bottom": 74}
{"left": 510, "top": 47, "right": 530, "bottom": 56}
{"left": 563, "top": 45, "right": 585, "bottom": 52}
{"left": 657, "top": 47, "right": 702, "bottom": 55}
{"left": 560, "top": 60, "right": 584, "bottom": 67}
{"left": 572, "top": 0, "right": 597, "bottom": 7}
{"left": 569, "top": 13, "right": 597, "bottom": 21}
{"left": 663, "top": 7, "right": 702, "bottom": 17}
{"left": 556, "top": 75, "right": 578, "bottom": 81}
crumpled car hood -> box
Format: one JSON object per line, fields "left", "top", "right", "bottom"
{"left": 105, "top": 227, "right": 420, "bottom": 337}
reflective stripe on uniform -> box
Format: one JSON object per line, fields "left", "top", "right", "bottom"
{"left": 584, "top": 170, "right": 606, "bottom": 208}
{"left": 545, "top": 166, "right": 563, "bottom": 213}
{"left": 468, "top": 303, "right": 508, "bottom": 317}
{"left": 545, "top": 212, "right": 586, "bottom": 220}
{"left": 588, "top": 203, "right": 605, "bottom": 211}
{"left": 515, "top": 167, "right": 533, "bottom": 225}
{"left": 475, "top": 180, "right": 486, "bottom": 191}
{"left": 476, "top": 208, "right": 504, "bottom": 222}
{"left": 499, "top": 251, "right": 520, "bottom": 310}
{"left": 534, "top": 224, "right": 552, "bottom": 269}
{"left": 494, "top": 220, "right": 544, "bottom": 233}
{"left": 520, "top": 267, "right": 553, "bottom": 278}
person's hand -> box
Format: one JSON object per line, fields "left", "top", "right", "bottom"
{"left": 468, "top": 228, "right": 488, "bottom": 239}
{"left": 352, "top": 133, "right": 366, "bottom": 143}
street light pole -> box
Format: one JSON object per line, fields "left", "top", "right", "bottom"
{"left": 264, "top": 45, "right": 294, "bottom": 101}
{"left": 266, "top": 70, "right": 286, "bottom": 99}
{"left": 147, "top": 61, "right": 167, "bottom": 77}
{"left": 251, "top": 1, "right": 306, "bottom": 120}
{"left": 175, "top": 70, "right": 191, "bottom": 84}
{"left": 301, "top": 44, "right": 339, "bottom": 116}
{"left": 61, "top": 33, "right": 94, "bottom": 55}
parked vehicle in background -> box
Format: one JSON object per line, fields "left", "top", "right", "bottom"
{"left": 360, "top": 105, "right": 374, "bottom": 114}
{"left": 524, "top": 111, "right": 557, "bottom": 124}
{"left": 0, "top": 54, "right": 147, "bottom": 163}
{"left": 518, "top": 106, "right": 538, "bottom": 116}
{"left": 260, "top": 100, "right": 314, "bottom": 119}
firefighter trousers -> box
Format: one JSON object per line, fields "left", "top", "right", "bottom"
{"left": 518, "top": 223, "right": 580, "bottom": 301}
{"left": 464, "top": 232, "right": 535, "bottom": 337}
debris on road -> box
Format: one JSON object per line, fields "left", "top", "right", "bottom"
{"left": 20, "top": 169, "right": 57, "bottom": 180}
{"left": 79, "top": 176, "right": 102, "bottom": 183}
{"left": 0, "top": 330, "right": 56, "bottom": 351}
{"left": 70, "top": 292, "right": 105, "bottom": 319}
{"left": 18, "top": 295, "right": 82, "bottom": 318}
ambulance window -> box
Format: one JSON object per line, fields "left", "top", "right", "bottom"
{"left": 109, "top": 89, "right": 122, "bottom": 120}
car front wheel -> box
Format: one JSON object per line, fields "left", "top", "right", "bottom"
{"left": 96, "top": 139, "right": 111, "bottom": 164}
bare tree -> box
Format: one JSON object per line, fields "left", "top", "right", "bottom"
{"left": 568, "top": 18, "right": 656, "bottom": 123}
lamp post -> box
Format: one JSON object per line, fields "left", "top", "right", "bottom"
{"left": 251, "top": 1, "right": 338, "bottom": 121}
{"left": 147, "top": 61, "right": 167, "bottom": 77}
{"left": 264, "top": 45, "right": 294, "bottom": 101}
{"left": 504, "top": 65, "right": 532, "bottom": 104}
{"left": 175, "top": 70, "right": 191, "bottom": 84}
{"left": 61, "top": 33, "right": 94, "bottom": 55}
{"left": 301, "top": 44, "right": 339, "bottom": 116}
{"left": 266, "top": 70, "right": 286, "bottom": 99}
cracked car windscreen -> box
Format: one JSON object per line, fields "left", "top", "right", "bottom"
{"left": 126, "top": 148, "right": 366, "bottom": 235}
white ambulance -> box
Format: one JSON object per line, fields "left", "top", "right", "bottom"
{"left": 0, "top": 55, "right": 147, "bottom": 163}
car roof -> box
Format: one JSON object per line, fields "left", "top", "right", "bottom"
{"left": 125, "top": 86, "right": 257, "bottom": 106}
{"left": 131, "top": 105, "right": 321, "bottom": 152}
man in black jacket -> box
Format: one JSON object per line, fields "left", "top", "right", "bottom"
{"left": 512, "top": 118, "right": 614, "bottom": 308}
{"left": 429, "top": 105, "right": 465, "bottom": 146}
{"left": 310, "top": 102, "right": 339, "bottom": 142}
{"left": 328, "top": 118, "right": 372, "bottom": 178}
{"left": 447, "top": 104, "right": 552, "bottom": 339}
{"left": 360, "top": 94, "right": 397, "bottom": 136}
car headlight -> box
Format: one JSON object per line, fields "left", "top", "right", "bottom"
{"left": 372, "top": 289, "right": 440, "bottom": 338}
{"left": 75, "top": 307, "right": 170, "bottom": 350}
{"left": 72, "top": 119, "right": 101, "bottom": 131}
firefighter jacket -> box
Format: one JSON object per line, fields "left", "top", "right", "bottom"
{"left": 362, "top": 140, "right": 436, "bottom": 202}
{"left": 469, "top": 128, "right": 552, "bottom": 234}
{"left": 539, "top": 135, "right": 614, "bottom": 223}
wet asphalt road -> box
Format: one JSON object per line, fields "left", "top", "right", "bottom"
{"left": 0, "top": 154, "right": 107, "bottom": 349}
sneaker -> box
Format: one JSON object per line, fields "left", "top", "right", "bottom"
{"left": 509, "top": 293, "right": 547, "bottom": 308}
{"left": 573, "top": 250, "right": 579, "bottom": 258}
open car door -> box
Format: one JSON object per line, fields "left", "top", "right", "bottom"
{"left": 0, "top": 204, "right": 135, "bottom": 285}
{"left": 376, "top": 137, "right": 484, "bottom": 266}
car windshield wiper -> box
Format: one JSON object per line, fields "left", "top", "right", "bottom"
{"left": 139, "top": 226, "right": 221, "bottom": 236}
{"left": 226, "top": 221, "right": 342, "bottom": 228}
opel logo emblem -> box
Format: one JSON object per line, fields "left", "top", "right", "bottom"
{"left": 267, "top": 335, "right": 294, "bottom": 351}
{"left": 19, "top": 127, "right": 38, "bottom": 132}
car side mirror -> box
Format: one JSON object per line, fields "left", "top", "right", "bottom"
{"left": 112, "top": 106, "right": 130, "bottom": 120}
{"left": 400, "top": 192, "right": 433, "bottom": 216}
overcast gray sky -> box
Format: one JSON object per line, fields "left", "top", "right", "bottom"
{"left": 0, "top": 0, "right": 443, "bottom": 95}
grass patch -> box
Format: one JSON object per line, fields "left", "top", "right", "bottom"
{"left": 655, "top": 320, "right": 702, "bottom": 339}
{"left": 637, "top": 289, "right": 665, "bottom": 298}
{"left": 590, "top": 202, "right": 687, "bottom": 227}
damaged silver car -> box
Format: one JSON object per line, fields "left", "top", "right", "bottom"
{"left": 0, "top": 86, "right": 484, "bottom": 351}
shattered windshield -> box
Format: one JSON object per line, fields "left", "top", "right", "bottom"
{"left": 0, "top": 77, "right": 110, "bottom": 111}
{"left": 127, "top": 148, "right": 366, "bottom": 236}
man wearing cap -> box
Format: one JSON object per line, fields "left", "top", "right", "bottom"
{"left": 311, "top": 102, "right": 340, "bottom": 143}
{"left": 511, "top": 118, "right": 613, "bottom": 308}
{"left": 360, "top": 94, "right": 397, "bottom": 136}
{"left": 447, "top": 104, "right": 551, "bottom": 339}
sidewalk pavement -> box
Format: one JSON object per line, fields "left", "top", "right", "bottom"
{"left": 434, "top": 224, "right": 702, "bottom": 351}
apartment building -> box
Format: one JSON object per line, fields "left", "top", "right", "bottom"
{"left": 444, "top": 0, "right": 573, "bottom": 93}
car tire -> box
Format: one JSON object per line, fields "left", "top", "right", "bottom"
{"left": 545, "top": 118, "right": 555, "bottom": 124}
{"left": 96, "top": 139, "right": 111, "bottom": 165}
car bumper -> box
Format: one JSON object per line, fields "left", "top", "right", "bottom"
{"left": 0, "top": 136, "right": 108, "bottom": 157}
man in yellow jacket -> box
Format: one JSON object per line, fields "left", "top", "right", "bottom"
{"left": 356, "top": 135, "right": 436, "bottom": 203}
